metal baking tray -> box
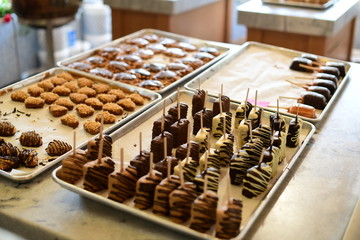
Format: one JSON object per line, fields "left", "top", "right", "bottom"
{"left": 261, "top": 0, "right": 338, "bottom": 9}
{"left": 0, "top": 68, "right": 161, "bottom": 182}
{"left": 58, "top": 28, "right": 239, "bottom": 95}
{"left": 52, "top": 90, "right": 315, "bottom": 239}
{"left": 185, "top": 41, "right": 351, "bottom": 123}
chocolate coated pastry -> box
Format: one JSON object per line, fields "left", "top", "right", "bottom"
{"left": 0, "top": 121, "right": 16, "bottom": 137}
{"left": 46, "top": 140, "right": 72, "bottom": 156}
{"left": 193, "top": 109, "right": 213, "bottom": 135}
{"left": 213, "top": 95, "right": 230, "bottom": 116}
{"left": 167, "top": 102, "right": 188, "bottom": 120}
{"left": 170, "top": 119, "right": 190, "bottom": 148}
{"left": 152, "top": 114, "right": 175, "bottom": 138}
{"left": 130, "top": 150, "right": 150, "bottom": 178}
{"left": 151, "top": 131, "right": 173, "bottom": 163}
{"left": 191, "top": 89, "right": 206, "bottom": 116}
{"left": 19, "top": 148, "right": 38, "bottom": 168}
{"left": 19, "top": 131, "right": 42, "bottom": 147}
{"left": 175, "top": 141, "right": 200, "bottom": 162}
{"left": 289, "top": 57, "right": 313, "bottom": 72}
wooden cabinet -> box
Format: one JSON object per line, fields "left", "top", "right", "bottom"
{"left": 111, "top": 0, "right": 230, "bottom": 42}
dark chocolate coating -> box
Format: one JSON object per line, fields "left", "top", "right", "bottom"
{"left": 154, "top": 156, "right": 179, "bottom": 178}
{"left": 193, "top": 108, "right": 213, "bottom": 135}
{"left": 170, "top": 119, "right": 190, "bottom": 148}
{"left": 319, "top": 66, "right": 340, "bottom": 80}
{"left": 150, "top": 131, "right": 174, "bottom": 163}
{"left": 313, "top": 79, "right": 337, "bottom": 94}
{"left": 302, "top": 91, "right": 327, "bottom": 110}
{"left": 315, "top": 73, "right": 338, "bottom": 85}
{"left": 175, "top": 141, "right": 200, "bottom": 162}
{"left": 326, "top": 62, "right": 346, "bottom": 77}
{"left": 168, "top": 102, "right": 188, "bottom": 120}
{"left": 130, "top": 150, "right": 151, "bottom": 178}
{"left": 286, "top": 118, "right": 301, "bottom": 148}
{"left": 152, "top": 114, "right": 175, "bottom": 138}
{"left": 213, "top": 95, "right": 230, "bottom": 116}
{"left": 289, "top": 57, "right": 313, "bottom": 72}
{"left": 308, "top": 86, "right": 331, "bottom": 101}
{"left": 270, "top": 114, "right": 286, "bottom": 132}
{"left": 192, "top": 89, "right": 206, "bottom": 116}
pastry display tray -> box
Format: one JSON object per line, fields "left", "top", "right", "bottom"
{"left": 261, "top": 0, "right": 338, "bottom": 9}
{"left": 52, "top": 90, "right": 315, "bottom": 239}
{"left": 185, "top": 41, "right": 351, "bottom": 123}
{"left": 0, "top": 68, "right": 161, "bottom": 182}
{"left": 58, "top": 28, "right": 238, "bottom": 95}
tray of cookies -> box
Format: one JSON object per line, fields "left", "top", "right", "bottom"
{"left": 0, "top": 68, "right": 161, "bottom": 182}
{"left": 261, "top": 0, "right": 338, "bottom": 9}
{"left": 185, "top": 41, "right": 351, "bottom": 123}
{"left": 52, "top": 90, "right": 315, "bottom": 239}
{"left": 58, "top": 28, "right": 238, "bottom": 94}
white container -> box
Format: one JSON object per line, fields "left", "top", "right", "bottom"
{"left": 37, "top": 25, "right": 70, "bottom": 52}
{"left": 84, "top": 33, "right": 112, "bottom": 48}
{"left": 82, "top": 0, "right": 112, "bottom": 36}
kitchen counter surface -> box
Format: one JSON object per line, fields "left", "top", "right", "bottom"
{"left": 237, "top": 0, "right": 360, "bottom": 37}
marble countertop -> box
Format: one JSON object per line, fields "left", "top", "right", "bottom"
{"left": 1, "top": 59, "right": 360, "bottom": 239}
{"left": 103, "top": 0, "right": 219, "bottom": 15}
{"left": 237, "top": 0, "right": 360, "bottom": 36}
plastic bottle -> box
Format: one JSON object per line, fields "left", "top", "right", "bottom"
{"left": 82, "top": 0, "right": 112, "bottom": 47}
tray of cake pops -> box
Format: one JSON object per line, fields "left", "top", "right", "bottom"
{"left": 261, "top": 0, "right": 338, "bottom": 9}
{"left": 185, "top": 41, "right": 351, "bottom": 123}
{"left": 0, "top": 68, "right": 161, "bottom": 182}
{"left": 52, "top": 89, "right": 315, "bottom": 239}
{"left": 57, "top": 28, "right": 238, "bottom": 94}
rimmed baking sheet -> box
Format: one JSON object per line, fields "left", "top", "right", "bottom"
{"left": 0, "top": 68, "right": 161, "bottom": 182}
{"left": 53, "top": 90, "right": 315, "bottom": 239}
{"left": 58, "top": 28, "right": 238, "bottom": 94}
{"left": 185, "top": 41, "right": 351, "bottom": 123}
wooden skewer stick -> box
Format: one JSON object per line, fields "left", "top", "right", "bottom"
{"left": 177, "top": 87, "right": 180, "bottom": 121}
{"left": 149, "top": 152, "right": 154, "bottom": 177}
{"left": 97, "top": 114, "right": 105, "bottom": 164}
{"left": 267, "top": 105, "right": 289, "bottom": 109}
{"left": 120, "top": 147, "right": 124, "bottom": 172}
{"left": 163, "top": 136, "right": 167, "bottom": 160}
{"left": 219, "top": 93, "right": 223, "bottom": 115}
{"left": 200, "top": 110, "right": 204, "bottom": 130}
{"left": 299, "top": 64, "right": 319, "bottom": 71}
{"left": 285, "top": 79, "right": 306, "bottom": 89}
{"left": 279, "top": 96, "right": 299, "bottom": 100}
{"left": 295, "top": 76, "right": 315, "bottom": 80}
